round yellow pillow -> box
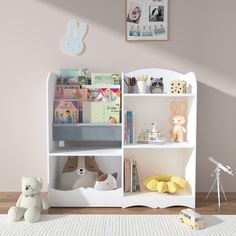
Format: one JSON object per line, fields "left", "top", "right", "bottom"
{"left": 157, "top": 181, "right": 168, "bottom": 193}
{"left": 144, "top": 175, "right": 171, "bottom": 187}
{"left": 171, "top": 176, "right": 187, "bottom": 189}
{"left": 167, "top": 181, "right": 178, "bottom": 193}
{"left": 146, "top": 179, "right": 159, "bottom": 192}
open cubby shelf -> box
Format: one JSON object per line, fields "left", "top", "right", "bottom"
{"left": 47, "top": 68, "right": 197, "bottom": 208}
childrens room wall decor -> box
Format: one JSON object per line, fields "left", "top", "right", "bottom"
{"left": 60, "top": 20, "right": 88, "bottom": 55}
{"left": 126, "top": 0, "right": 168, "bottom": 41}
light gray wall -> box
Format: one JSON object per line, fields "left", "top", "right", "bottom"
{"left": 0, "top": 0, "right": 236, "bottom": 192}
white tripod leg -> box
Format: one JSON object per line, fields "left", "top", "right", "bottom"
{"left": 219, "top": 180, "right": 227, "bottom": 202}
{"left": 206, "top": 177, "right": 217, "bottom": 200}
{"left": 217, "top": 169, "right": 221, "bottom": 208}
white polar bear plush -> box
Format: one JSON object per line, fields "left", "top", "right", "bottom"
{"left": 8, "top": 177, "right": 48, "bottom": 223}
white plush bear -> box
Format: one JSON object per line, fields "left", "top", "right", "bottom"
{"left": 8, "top": 177, "right": 48, "bottom": 223}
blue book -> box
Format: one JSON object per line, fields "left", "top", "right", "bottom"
{"left": 127, "top": 111, "right": 131, "bottom": 144}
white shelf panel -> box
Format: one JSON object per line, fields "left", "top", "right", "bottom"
{"left": 124, "top": 93, "right": 195, "bottom": 97}
{"left": 124, "top": 142, "right": 194, "bottom": 149}
{"left": 49, "top": 147, "right": 122, "bottom": 156}
{"left": 123, "top": 191, "right": 195, "bottom": 208}
{"left": 49, "top": 187, "right": 123, "bottom": 207}
{"left": 53, "top": 123, "right": 122, "bottom": 127}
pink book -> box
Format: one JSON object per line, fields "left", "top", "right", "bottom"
{"left": 55, "top": 85, "right": 88, "bottom": 109}
{"left": 124, "top": 158, "right": 130, "bottom": 192}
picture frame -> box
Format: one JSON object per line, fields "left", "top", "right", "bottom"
{"left": 126, "top": 0, "right": 168, "bottom": 41}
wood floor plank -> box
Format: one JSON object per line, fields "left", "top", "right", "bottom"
{"left": 0, "top": 192, "right": 235, "bottom": 215}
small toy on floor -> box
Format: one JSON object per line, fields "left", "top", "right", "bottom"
{"left": 8, "top": 177, "right": 48, "bottom": 223}
{"left": 179, "top": 208, "right": 204, "bottom": 229}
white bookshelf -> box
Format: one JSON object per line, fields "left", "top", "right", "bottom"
{"left": 122, "top": 68, "right": 197, "bottom": 208}
{"left": 46, "top": 68, "right": 197, "bottom": 208}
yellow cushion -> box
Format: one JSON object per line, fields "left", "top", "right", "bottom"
{"left": 167, "top": 181, "right": 178, "bottom": 193}
{"left": 157, "top": 181, "right": 168, "bottom": 193}
{"left": 143, "top": 175, "right": 171, "bottom": 187}
{"left": 171, "top": 176, "right": 187, "bottom": 188}
{"left": 146, "top": 179, "right": 159, "bottom": 192}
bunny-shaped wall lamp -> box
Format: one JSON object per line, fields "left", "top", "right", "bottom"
{"left": 60, "top": 20, "right": 87, "bottom": 55}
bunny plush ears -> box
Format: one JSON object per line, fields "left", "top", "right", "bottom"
{"left": 60, "top": 20, "right": 88, "bottom": 55}
{"left": 170, "top": 101, "right": 187, "bottom": 116}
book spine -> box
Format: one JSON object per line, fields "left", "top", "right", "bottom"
{"left": 124, "top": 111, "right": 127, "bottom": 145}
{"left": 132, "top": 111, "right": 135, "bottom": 144}
{"left": 130, "top": 112, "right": 133, "bottom": 144}
{"left": 130, "top": 159, "right": 133, "bottom": 193}
{"left": 124, "top": 158, "right": 130, "bottom": 192}
{"left": 127, "top": 111, "right": 131, "bottom": 144}
{"left": 132, "top": 160, "right": 137, "bottom": 192}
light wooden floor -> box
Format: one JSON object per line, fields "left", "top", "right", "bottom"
{"left": 1, "top": 192, "right": 236, "bottom": 215}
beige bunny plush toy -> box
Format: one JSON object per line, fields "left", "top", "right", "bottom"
{"left": 170, "top": 101, "right": 187, "bottom": 142}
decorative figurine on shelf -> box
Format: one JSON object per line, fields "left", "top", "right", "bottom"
{"left": 137, "top": 122, "right": 165, "bottom": 144}
{"left": 170, "top": 101, "right": 187, "bottom": 142}
{"left": 149, "top": 77, "right": 164, "bottom": 93}
{"left": 8, "top": 177, "right": 48, "bottom": 223}
{"left": 170, "top": 80, "right": 187, "bottom": 94}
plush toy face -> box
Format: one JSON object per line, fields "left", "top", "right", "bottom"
{"left": 21, "top": 177, "right": 42, "bottom": 196}
{"left": 94, "top": 170, "right": 118, "bottom": 191}
{"left": 172, "top": 115, "right": 186, "bottom": 126}
{"left": 72, "top": 156, "right": 99, "bottom": 189}
{"left": 150, "top": 77, "right": 164, "bottom": 93}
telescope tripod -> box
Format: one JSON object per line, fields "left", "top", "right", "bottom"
{"left": 205, "top": 167, "right": 227, "bottom": 208}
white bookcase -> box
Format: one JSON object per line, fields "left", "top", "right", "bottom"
{"left": 122, "top": 68, "right": 197, "bottom": 208}
{"left": 46, "top": 68, "right": 197, "bottom": 208}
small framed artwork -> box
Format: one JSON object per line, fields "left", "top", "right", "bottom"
{"left": 126, "top": 0, "right": 168, "bottom": 41}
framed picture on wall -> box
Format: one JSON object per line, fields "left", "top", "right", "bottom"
{"left": 126, "top": 0, "right": 168, "bottom": 41}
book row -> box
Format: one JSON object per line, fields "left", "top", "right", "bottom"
{"left": 53, "top": 69, "right": 121, "bottom": 124}
{"left": 124, "top": 158, "right": 140, "bottom": 193}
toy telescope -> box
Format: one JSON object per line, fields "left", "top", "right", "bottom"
{"left": 206, "top": 156, "right": 234, "bottom": 207}
{"left": 208, "top": 157, "right": 233, "bottom": 176}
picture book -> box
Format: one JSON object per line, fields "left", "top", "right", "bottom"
{"left": 55, "top": 86, "right": 88, "bottom": 108}
{"left": 54, "top": 99, "right": 79, "bottom": 124}
{"left": 57, "top": 68, "right": 89, "bottom": 85}
{"left": 124, "top": 158, "right": 130, "bottom": 192}
{"left": 83, "top": 102, "right": 120, "bottom": 123}
{"left": 124, "top": 158, "right": 140, "bottom": 193}
{"left": 104, "top": 103, "right": 120, "bottom": 124}
{"left": 83, "top": 86, "right": 120, "bottom": 106}
{"left": 83, "top": 102, "right": 105, "bottom": 123}
{"left": 91, "top": 73, "right": 120, "bottom": 85}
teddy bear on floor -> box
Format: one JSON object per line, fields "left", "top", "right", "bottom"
{"left": 8, "top": 177, "right": 48, "bottom": 223}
